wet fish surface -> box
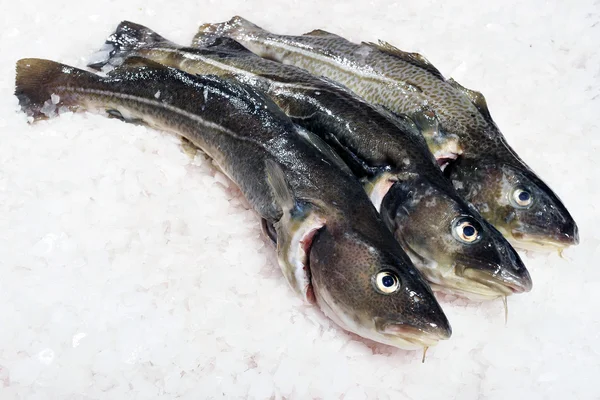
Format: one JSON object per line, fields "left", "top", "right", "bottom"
{"left": 194, "top": 16, "right": 579, "bottom": 253}
{"left": 15, "top": 57, "right": 451, "bottom": 350}
{"left": 86, "top": 21, "right": 532, "bottom": 300}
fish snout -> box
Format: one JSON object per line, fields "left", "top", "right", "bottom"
{"left": 428, "top": 316, "right": 452, "bottom": 341}
{"left": 454, "top": 233, "right": 532, "bottom": 296}
{"left": 498, "top": 264, "right": 533, "bottom": 294}
{"left": 460, "top": 263, "right": 532, "bottom": 296}
{"left": 385, "top": 323, "right": 450, "bottom": 341}
{"left": 561, "top": 220, "right": 579, "bottom": 245}
{"left": 545, "top": 217, "right": 580, "bottom": 246}
{"left": 510, "top": 216, "right": 580, "bottom": 250}
{"left": 500, "top": 244, "right": 532, "bottom": 293}
{"left": 377, "top": 316, "right": 452, "bottom": 347}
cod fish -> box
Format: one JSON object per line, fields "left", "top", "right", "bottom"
{"left": 194, "top": 16, "right": 579, "bottom": 252}
{"left": 15, "top": 57, "right": 451, "bottom": 350}
{"left": 87, "top": 21, "right": 532, "bottom": 300}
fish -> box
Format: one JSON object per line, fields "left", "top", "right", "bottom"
{"left": 192, "top": 16, "right": 579, "bottom": 252}
{"left": 85, "top": 21, "right": 532, "bottom": 300}
{"left": 15, "top": 57, "right": 452, "bottom": 350}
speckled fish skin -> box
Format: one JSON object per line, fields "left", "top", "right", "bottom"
{"left": 15, "top": 57, "right": 451, "bottom": 350}
{"left": 194, "top": 16, "right": 579, "bottom": 252}
{"left": 88, "top": 21, "right": 532, "bottom": 299}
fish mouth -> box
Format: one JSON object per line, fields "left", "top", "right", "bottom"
{"left": 456, "top": 264, "right": 532, "bottom": 297}
{"left": 374, "top": 320, "right": 450, "bottom": 349}
{"left": 509, "top": 226, "right": 579, "bottom": 252}
{"left": 398, "top": 239, "right": 531, "bottom": 299}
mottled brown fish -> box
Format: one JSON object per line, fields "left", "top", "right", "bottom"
{"left": 193, "top": 16, "right": 579, "bottom": 253}
{"left": 15, "top": 57, "right": 451, "bottom": 350}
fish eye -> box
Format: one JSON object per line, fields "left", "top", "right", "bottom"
{"left": 452, "top": 218, "right": 481, "bottom": 244}
{"left": 511, "top": 187, "right": 533, "bottom": 208}
{"left": 373, "top": 271, "right": 400, "bottom": 294}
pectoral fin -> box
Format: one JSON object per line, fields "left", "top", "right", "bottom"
{"left": 380, "top": 103, "right": 461, "bottom": 167}
{"left": 364, "top": 171, "right": 412, "bottom": 212}
{"left": 288, "top": 116, "right": 380, "bottom": 177}
{"left": 261, "top": 218, "right": 277, "bottom": 244}
{"left": 410, "top": 107, "right": 462, "bottom": 167}
{"left": 294, "top": 126, "right": 353, "bottom": 175}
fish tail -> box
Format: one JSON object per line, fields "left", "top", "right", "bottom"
{"left": 87, "top": 21, "right": 173, "bottom": 71}
{"left": 192, "top": 16, "right": 265, "bottom": 47}
{"left": 15, "top": 58, "right": 101, "bottom": 120}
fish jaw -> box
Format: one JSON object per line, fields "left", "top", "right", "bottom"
{"left": 439, "top": 259, "right": 531, "bottom": 299}
{"left": 488, "top": 217, "right": 580, "bottom": 253}
{"left": 459, "top": 265, "right": 532, "bottom": 296}
{"left": 400, "top": 240, "right": 532, "bottom": 300}
{"left": 314, "top": 281, "right": 450, "bottom": 350}
{"left": 423, "top": 268, "right": 524, "bottom": 300}
{"left": 410, "top": 259, "right": 511, "bottom": 300}
{"left": 506, "top": 224, "right": 580, "bottom": 252}
{"left": 374, "top": 318, "right": 450, "bottom": 349}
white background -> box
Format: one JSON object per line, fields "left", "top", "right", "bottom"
{"left": 1, "top": 0, "right": 598, "bottom": 398}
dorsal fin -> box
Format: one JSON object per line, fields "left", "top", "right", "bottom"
{"left": 204, "top": 36, "right": 254, "bottom": 53}
{"left": 363, "top": 40, "right": 445, "bottom": 80}
{"left": 447, "top": 78, "right": 497, "bottom": 126}
{"left": 303, "top": 29, "right": 342, "bottom": 39}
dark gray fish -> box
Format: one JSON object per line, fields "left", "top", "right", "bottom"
{"left": 193, "top": 16, "right": 579, "bottom": 253}
{"left": 86, "top": 21, "right": 531, "bottom": 299}
{"left": 15, "top": 57, "right": 451, "bottom": 350}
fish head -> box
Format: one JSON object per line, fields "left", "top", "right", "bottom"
{"left": 447, "top": 157, "right": 579, "bottom": 252}
{"left": 308, "top": 222, "right": 452, "bottom": 349}
{"left": 380, "top": 174, "right": 532, "bottom": 299}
